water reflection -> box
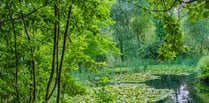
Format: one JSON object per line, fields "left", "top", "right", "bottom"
{"left": 171, "top": 82, "right": 190, "bottom": 103}
{"left": 106, "top": 73, "right": 209, "bottom": 102}
{"left": 143, "top": 74, "right": 209, "bottom": 103}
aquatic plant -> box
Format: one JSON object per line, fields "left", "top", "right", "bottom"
{"left": 197, "top": 56, "right": 209, "bottom": 82}
{"left": 66, "top": 84, "right": 173, "bottom": 103}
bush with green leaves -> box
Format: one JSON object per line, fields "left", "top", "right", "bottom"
{"left": 62, "top": 76, "right": 87, "bottom": 97}
{"left": 197, "top": 56, "right": 209, "bottom": 81}
{"left": 94, "top": 72, "right": 110, "bottom": 86}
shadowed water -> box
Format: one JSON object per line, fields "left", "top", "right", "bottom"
{"left": 142, "top": 74, "right": 209, "bottom": 103}
{"left": 105, "top": 73, "right": 209, "bottom": 103}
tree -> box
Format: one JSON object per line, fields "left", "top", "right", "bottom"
{"left": 111, "top": 0, "right": 155, "bottom": 61}
{"left": 120, "top": 0, "right": 209, "bottom": 60}
{"left": 184, "top": 18, "right": 209, "bottom": 55}
{"left": 0, "top": 0, "right": 118, "bottom": 102}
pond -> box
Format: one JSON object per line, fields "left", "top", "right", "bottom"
{"left": 142, "top": 74, "right": 209, "bottom": 103}
{"left": 70, "top": 70, "right": 209, "bottom": 103}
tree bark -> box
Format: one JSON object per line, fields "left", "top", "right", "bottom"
{"left": 20, "top": 9, "right": 36, "bottom": 103}
{"left": 45, "top": 3, "right": 58, "bottom": 102}
{"left": 119, "top": 39, "right": 124, "bottom": 62}
{"left": 57, "top": 5, "right": 73, "bottom": 103}
{"left": 7, "top": 2, "right": 20, "bottom": 103}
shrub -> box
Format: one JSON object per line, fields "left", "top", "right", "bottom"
{"left": 94, "top": 73, "right": 110, "bottom": 86}
{"left": 197, "top": 56, "right": 209, "bottom": 82}
{"left": 62, "top": 76, "right": 87, "bottom": 96}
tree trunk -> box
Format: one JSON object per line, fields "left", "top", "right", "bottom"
{"left": 57, "top": 5, "right": 73, "bottom": 103}
{"left": 20, "top": 8, "right": 36, "bottom": 103}
{"left": 7, "top": 2, "right": 20, "bottom": 103}
{"left": 119, "top": 39, "right": 124, "bottom": 62}
{"left": 45, "top": 3, "right": 59, "bottom": 102}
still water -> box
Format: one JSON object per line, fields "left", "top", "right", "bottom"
{"left": 143, "top": 74, "right": 209, "bottom": 103}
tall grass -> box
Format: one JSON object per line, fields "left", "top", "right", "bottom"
{"left": 70, "top": 56, "right": 200, "bottom": 87}
{"left": 107, "top": 55, "right": 200, "bottom": 74}
{"left": 70, "top": 70, "right": 98, "bottom": 86}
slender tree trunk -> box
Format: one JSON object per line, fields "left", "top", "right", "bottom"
{"left": 20, "top": 10, "right": 36, "bottom": 103}
{"left": 57, "top": 5, "right": 73, "bottom": 103}
{"left": 61, "top": 71, "right": 68, "bottom": 103}
{"left": 7, "top": 2, "right": 20, "bottom": 103}
{"left": 29, "top": 83, "right": 33, "bottom": 103}
{"left": 200, "top": 41, "right": 204, "bottom": 55}
{"left": 45, "top": 1, "right": 61, "bottom": 101}
{"left": 32, "top": 58, "right": 36, "bottom": 102}
{"left": 45, "top": 3, "right": 58, "bottom": 102}
{"left": 206, "top": 0, "right": 209, "bottom": 9}
{"left": 119, "top": 39, "right": 124, "bottom": 62}
{"left": 56, "top": 1, "right": 60, "bottom": 97}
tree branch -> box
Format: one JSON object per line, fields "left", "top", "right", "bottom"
{"left": 123, "top": 0, "right": 179, "bottom": 12}
{"left": 179, "top": 0, "right": 198, "bottom": 4}
{"left": 0, "top": 0, "right": 53, "bottom": 25}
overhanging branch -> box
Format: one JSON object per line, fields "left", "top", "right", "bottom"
{"left": 0, "top": 0, "right": 53, "bottom": 25}
{"left": 123, "top": 0, "right": 180, "bottom": 12}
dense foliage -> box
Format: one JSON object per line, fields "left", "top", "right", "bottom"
{"left": 197, "top": 56, "right": 209, "bottom": 81}
{"left": 110, "top": 0, "right": 209, "bottom": 61}
{"left": 1, "top": 0, "right": 209, "bottom": 102}
{"left": 0, "top": 0, "right": 119, "bottom": 102}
